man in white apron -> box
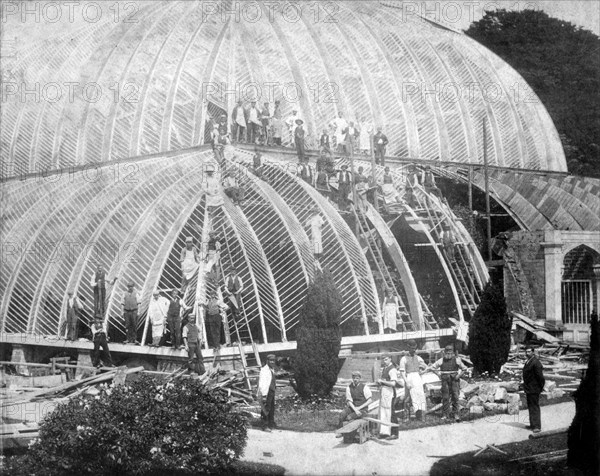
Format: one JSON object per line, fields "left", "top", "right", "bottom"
{"left": 148, "top": 291, "right": 169, "bottom": 346}
{"left": 179, "top": 236, "right": 200, "bottom": 292}
{"left": 377, "top": 355, "right": 400, "bottom": 440}
{"left": 399, "top": 340, "right": 428, "bottom": 420}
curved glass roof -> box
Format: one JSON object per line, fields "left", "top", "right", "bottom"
{"left": 1, "top": 1, "right": 566, "bottom": 177}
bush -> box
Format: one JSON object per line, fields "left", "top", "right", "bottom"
{"left": 568, "top": 310, "right": 600, "bottom": 475}
{"left": 7, "top": 375, "right": 247, "bottom": 475}
{"left": 293, "top": 269, "right": 342, "bottom": 398}
{"left": 468, "top": 282, "right": 512, "bottom": 375}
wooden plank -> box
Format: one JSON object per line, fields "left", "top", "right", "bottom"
{"left": 336, "top": 418, "right": 367, "bottom": 434}
{"left": 362, "top": 417, "right": 400, "bottom": 427}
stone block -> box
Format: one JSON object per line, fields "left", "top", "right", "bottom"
{"left": 467, "top": 395, "right": 482, "bottom": 408}
{"left": 546, "top": 389, "right": 565, "bottom": 400}
{"left": 498, "top": 381, "right": 519, "bottom": 392}
{"left": 544, "top": 381, "right": 556, "bottom": 392}
{"left": 483, "top": 402, "right": 497, "bottom": 411}
{"left": 462, "top": 383, "right": 479, "bottom": 397}
{"left": 494, "top": 387, "right": 508, "bottom": 402}
{"left": 469, "top": 405, "right": 484, "bottom": 415}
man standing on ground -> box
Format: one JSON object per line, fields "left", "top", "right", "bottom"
{"left": 338, "top": 371, "right": 373, "bottom": 427}
{"left": 257, "top": 354, "right": 278, "bottom": 432}
{"left": 148, "top": 291, "right": 169, "bottom": 346}
{"left": 91, "top": 317, "right": 113, "bottom": 368}
{"left": 399, "top": 340, "right": 428, "bottom": 420}
{"left": 377, "top": 355, "right": 399, "bottom": 439}
{"left": 122, "top": 282, "right": 141, "bottom": 345}
{"left": 523, "top": 346, "right": 545, "bottom": 433}
{"left": 182, "top": 314, "right": 206, "bottom": 376}
{"left": 430, "top": 344, "right": 467, "bottom": 422}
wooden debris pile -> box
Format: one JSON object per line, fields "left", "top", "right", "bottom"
{"left": 1, "top": 361, "right": 264, "bottom": 452}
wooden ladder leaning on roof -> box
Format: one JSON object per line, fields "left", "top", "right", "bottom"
{"left": 217, "top": 221, "right": 261, "bottom": 391}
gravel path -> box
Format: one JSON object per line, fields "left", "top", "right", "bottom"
{"left": 241, "top": 401, "right": 575, "bottom": 476}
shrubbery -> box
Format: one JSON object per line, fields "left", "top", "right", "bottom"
{"left": 469, "top": 282, "right": 512, "bottom": 375}
{"left": 568, "top": 310, "right": 600, "bottom": 475}
{"left": 6, "top": 375, "right": 247, "bottom": 475}
{"left": 293, "top": 269, "right": 342, "bottom": 398}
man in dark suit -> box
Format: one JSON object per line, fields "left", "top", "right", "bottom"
{"left": 373, "top": 127, "right": 389, "bottom": 165}
{"left": 523, "top": 346, "right": 545, "bottom": 433}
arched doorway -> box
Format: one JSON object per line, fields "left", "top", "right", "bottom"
{"left": 562, "top": 245, "right": 600, "bottom": 341}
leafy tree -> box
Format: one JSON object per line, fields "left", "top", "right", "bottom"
{"left": 468, "top": 282, "right": 512, "bottom": 374}
{"left": 293, "top": 268, "right": 343, "bottom": 398}
{"left": 466, "top": 9, "right": 600, "bottom": 178}
{"left": 5, "top": 376, "right": 247, "bottom": 475}
{"left": 568, "top": 310, "right": 600, "bottom": 474}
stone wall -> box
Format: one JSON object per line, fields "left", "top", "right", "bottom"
{"left": 504, "top": 231, "right": 546, "bottom": 319}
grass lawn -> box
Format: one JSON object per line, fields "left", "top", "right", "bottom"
{"left": 247, "top": 385, "right": 574, "bottom": 434}
{"left": 429, "top": 432, "right": 583, "bottom": 476}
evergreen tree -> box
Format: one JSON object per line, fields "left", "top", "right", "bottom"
{"left": 465, "top": 10, "right": 600, "bottom": 178}
{"left": 468, "top": 282, "right": 512, "bottom": 374}
{"left": 568, "top": 310, "right": 600, "bottom": 474}
{"left": 293, "top": 268, "right": 343, "bottom": 398}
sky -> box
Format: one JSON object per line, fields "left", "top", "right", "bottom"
{"left": 427, "top": 0, "right": 600, "bottom": 34}
{"left": 2, "top": 1, "right": 599, "bottom": 41}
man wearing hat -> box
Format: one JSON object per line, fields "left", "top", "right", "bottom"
{"left": 247, "top": 100, "right": 262, "bottom": 144}
{"left": 294, "top": 118, "right": 306, "bottom": 161}
{"left": 91, "top": 316, "right": 113, "bottom": 368}
{"left": 336, "top": 163, "right": 353, "bottom": 211}
{"left": 231, "top": 100, "right": 246, "bottom": 143}
{"left": 257, "top": 354, "right": 278, "bottom": 431}
{"left": 148, "top": 291, "right": 169, "bottom": 347}
{"left": 399, "top": 340, "right": 428, "bottom": 420}
{"left": 180, "top": 236, "right": 200, "bottom": 292}
{"left": 373, "top": 126, "right": 389, "bottom": 165}
{"left": 522, "top": 346, "right": 545, "bottom": 433}
{"left": 429, "top": 344, "right": 468, "bottom": 421}
{"left": 338, "top": 371, "right": 373, "bottom": 428}
{"left": 64, "top": 290, "right": 84, "bottom": 341}
{"left": 122, "top": 282, "right": 141, "bottom": 345}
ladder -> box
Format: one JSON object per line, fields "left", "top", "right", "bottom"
{"left": 419, "top": 294, "right": 439, "bottom": 330}
{"left": 217, "top": 217, "right": 262, "bottom": 390}
{"left": 352, "top": 206, "right": 414, "bottom": 332}
{"left": 412, "top": 188, "right": 481, "bottom": 317}
{"left": 498, "top": 242, "right": 537, "bottom": 319}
